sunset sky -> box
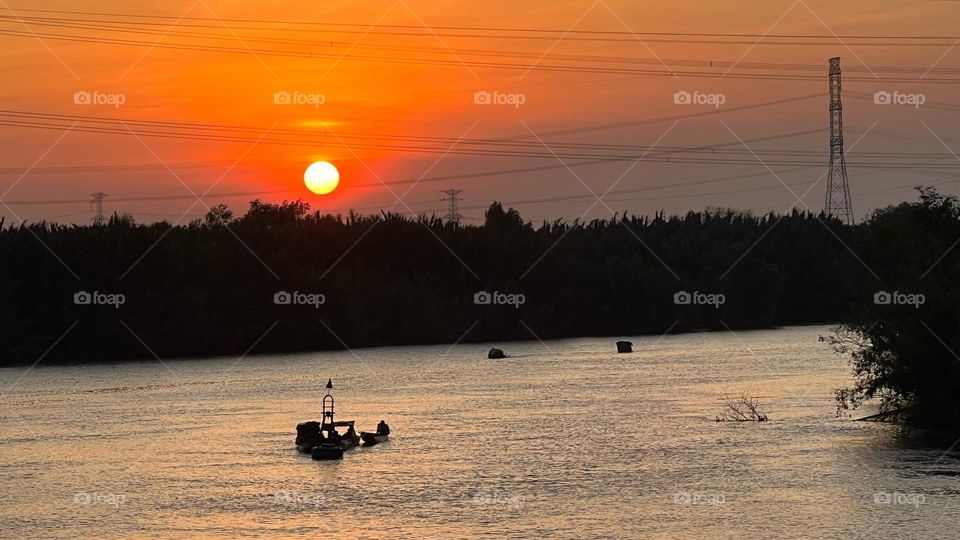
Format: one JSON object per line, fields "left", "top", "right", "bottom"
{"left": 2, "top": 0, "right": 960, "bottom": 224}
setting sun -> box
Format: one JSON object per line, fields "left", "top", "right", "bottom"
{"left": 304, "top": 161, "right": 339, "bottom": 195}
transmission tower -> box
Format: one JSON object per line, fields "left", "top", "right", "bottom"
{"left": 824, "top": 57, "right": 854, "bottom": 225}
{"left": 90, "top": 192, "right": 107, "bottom": 225}
{"left": 440, "top": 189, "right": 463, "bottom": 225}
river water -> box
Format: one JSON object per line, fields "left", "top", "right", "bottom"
{"left": 1, "top": 325, "right": 958, "bottom": 538}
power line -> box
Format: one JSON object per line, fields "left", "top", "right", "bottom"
{"left": 4, "top": 107, "right": 960, "bottom": 215}
{"left": 0, "top": 97, "right": 832, "bottom": 164}
{"left": 10, "top": 148, "right": 953, "bottom": 221}
{"left": 5, "top": 8, "right": 960, "bottom": 43}
{"left": 5, "top": 15, "right": 960, "bottom": 76}
{"left": 0, "top": 96, "right": 856, "bottom": 162}
{"left": 0, "top": 92, "right": 826, "bottom": 147}
{"left": 4, "top": 27, "right": 960, "bottom": 81}
{"left": 0, "top": 160, "right": 238, "bottom": 175}
{"left": 5, "top": 148, "right": 952, "bottom": 216}
{"left": 5, "top": 116, "right": 960, "bottom": 169}
{"left": 20, "top": 173, "right": 954, "bottom": 224}
{"left": 0, "top": 115, "right": 846, "bottom": 160}
{"left": 3, "top": 189, "right": 303, "bottom": 206}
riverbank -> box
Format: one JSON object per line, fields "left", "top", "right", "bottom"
{"left": 0, "top": 320, "right": 846, "bottom": 368}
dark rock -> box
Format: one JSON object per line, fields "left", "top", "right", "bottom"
{"left": 616, "top": 341, "right": 633, "bottom": 353}
{"left": 488, "top": 347, "right": 506, "bottom": 359}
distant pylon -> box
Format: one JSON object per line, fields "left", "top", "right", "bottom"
{"left": 440, "top": 189, "right": 463, "bottom": 225}
{"left": 90, "top": 192, "right": 107, "bottom": 225}
{"left": 824, "top": 57, "right": 854, "bottom": 225}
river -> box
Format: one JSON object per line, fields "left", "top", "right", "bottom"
{"left": 1, "top": 325, "right": 957, "bottom": 538}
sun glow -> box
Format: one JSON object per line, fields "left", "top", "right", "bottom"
{"left": 304, "top": 161, "right": 340, "bottom": 195}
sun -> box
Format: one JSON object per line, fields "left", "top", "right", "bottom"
{"left": 304, "top": 161, "right": 340, "bottom": 195}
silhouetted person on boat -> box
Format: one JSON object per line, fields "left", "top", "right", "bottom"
{"left": 328, "top": 429, "right": 340, "bottom": 444}
{"left": 377, "top": 420, "right": 390, "bottom": 436}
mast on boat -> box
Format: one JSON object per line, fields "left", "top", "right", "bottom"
{"left": 322, "top": 378, "right": 335, "bottom": 426}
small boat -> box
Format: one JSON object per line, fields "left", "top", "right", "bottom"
{"left": 296, "top": 380, "right": 361, "bottom": 459}
{"left": 360, "top": 431, "right": 389, "bottom": 446}
{"left": 308, "top": 421, "right": 360, "bottom": 460}
{"left": 310, "top": 424, "right": 360, "bottom": 460}
{"left": 310, "top": 426, "right": 360, "bottom": 460}
{"left": 311, "top": 443, "right": 344, "bottom": 460}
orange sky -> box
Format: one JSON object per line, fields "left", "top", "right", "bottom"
{"left": 2, "top": 0, "right": 960, "bottom": 224}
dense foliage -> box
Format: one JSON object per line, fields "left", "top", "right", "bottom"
{"left": 0, "top": 198, "right": 873, "bottom": 366}
{"left": 829, "top": 188, "right": 960, "bottom": 428}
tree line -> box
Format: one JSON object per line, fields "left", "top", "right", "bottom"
{"left": 1, "top": 198, "right": 868, "bottom": 365}
{"left": 4, "top": 190, "right": 956, "bottom": 426}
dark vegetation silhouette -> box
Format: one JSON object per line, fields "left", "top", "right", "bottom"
{"left": 827, "top": 187, "right": 960, "bottom": 428}
{"left": 0, "top": 199, "right": 862, "bottom": 364}
{"left": 4, "top": 189, "right": 956, "bottom": 429}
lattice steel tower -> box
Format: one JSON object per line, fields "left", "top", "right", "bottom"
{"left": 441, "top": 189, "right": 463, "bottom": 225}
{"left": 824, "top": 57, "right": 854, "bottom": 224}
{"left": 90, "top": 192, "right": 107, "bottom": 225}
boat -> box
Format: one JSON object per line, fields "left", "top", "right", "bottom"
{"left": 311, "top": 443, "right": 344, "bottom": 460}
{"left": 310, "top": 421, "right": 360, "bottom": 460}
{"left": 299, "top": 422, "right": 359, "bottom": 457}
{"left": 360, "top": 431, "right": 389, "bottom": 446}
{"left": 295, "top": 380, "right": 390, "bottom": 459}
{"left": 296, "top": 380, "right": 360, "bottom": 459}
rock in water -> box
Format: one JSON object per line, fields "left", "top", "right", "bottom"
{"left": 616, "top": 341, "right": 633, "bottom": 353}
{"left": 488, "top": 347, "right": 506, "bottom": 359}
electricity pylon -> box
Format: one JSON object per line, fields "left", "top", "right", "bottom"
{"left": 824, "top": 57, "right": 854, "bottom": 225}
{"left": 441, "top": 189, "right": 463, "bottom": 225}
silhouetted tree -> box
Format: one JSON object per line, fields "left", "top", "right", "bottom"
{"left": 829, "top": 187, "right": 960, "bottom": 428}
{"left": 205, "top": 204, "right": 234, "bottom": 226}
